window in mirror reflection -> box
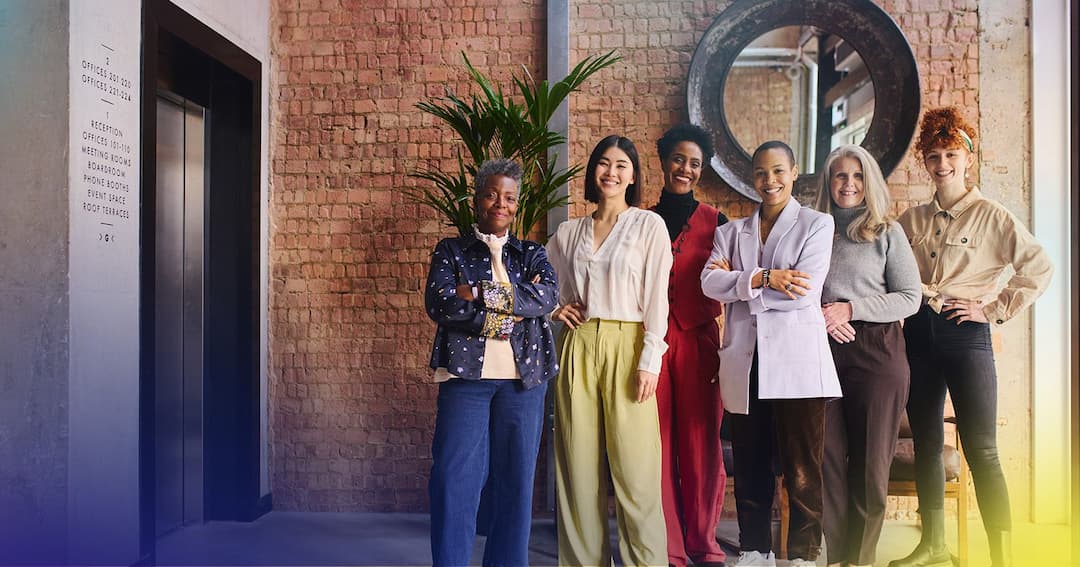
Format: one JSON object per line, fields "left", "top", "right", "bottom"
{"left": 723, "top": 26, "right": 874, "bottom": 175}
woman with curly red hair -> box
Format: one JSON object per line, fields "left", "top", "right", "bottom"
{"left": 890, "top": 108, "right": 1053, "bottom": 567}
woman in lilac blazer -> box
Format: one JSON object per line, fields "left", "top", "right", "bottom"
{"left": 700, "top": 141, "right": 840, "bottom": 567}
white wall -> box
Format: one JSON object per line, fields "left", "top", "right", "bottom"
{"left": 979, "top": 0, "right": 1038, "bottom": 518}
{"left": 1030, "top": 0, "right": 1073, "bottom": 524}
{"left": 170, "top": 0, "right": 272, "bottom": 498}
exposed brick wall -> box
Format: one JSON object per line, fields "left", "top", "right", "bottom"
{"left": 883, "top": 0, "right": 981, "bottom": 215}
{"left": 269, "top": 0, "right": 982, "bottom": 514}
{"left": 269, "top": 0, "right": 545, "bottom": 511}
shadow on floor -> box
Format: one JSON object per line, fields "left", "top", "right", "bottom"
{"left": 156, "top": 512, "right": 558, "bottom": 566}
{"left": 157, "top": 512, "right": 996, "bottom": 566}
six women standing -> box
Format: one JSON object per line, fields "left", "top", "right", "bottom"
{"left": 814, "top": 145, "right": 922, "bottom": 567}
{"left": 892, "top": 107, "right": 1052, "bottom": 567}
{"left": 423, "top": 112, "right": 1053, "bottom": 567}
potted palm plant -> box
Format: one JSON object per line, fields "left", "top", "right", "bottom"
{"left": 407, "top": 51, "right": 619, "bottom": 241}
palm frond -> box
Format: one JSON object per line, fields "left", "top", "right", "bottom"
{"left": 406, "top": 156, "right": 475, "bottom": 235}
{"left": 410, "top": 50, "right": 620, "bottom": 242}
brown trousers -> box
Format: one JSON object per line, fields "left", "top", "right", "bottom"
{"left": 728, "top": 353, "right": 827, "bottom": 561}
{"left": 822, "top": 321, "right": 909, "bottom": 565}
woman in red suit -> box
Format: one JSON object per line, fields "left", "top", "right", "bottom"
{"left": 651, "top": 123, "right": 729, "bottom": 567}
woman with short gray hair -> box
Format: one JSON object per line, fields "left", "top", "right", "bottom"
{"left": 424, "top": 158, "right": 559, "bottom": 566}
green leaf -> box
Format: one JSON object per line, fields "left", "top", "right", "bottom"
{"left": 409, "top": 50, "right": 621, "bottom": 242}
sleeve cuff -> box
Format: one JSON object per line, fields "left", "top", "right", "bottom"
{"left": 738, "top": 267, "right": 763, "bottom": 302}
{"left": 637, "top": 333, "right": 668, "bottom": 374}
{"left": 848, "top": 299, "right": 865, "bottom": 322}
{"left": 480, "top": 280, "right": 515, "bottom": 314}
{"left": 481, "top": 311, "right": 515, "bottom": 339}
{"left": 983, "top": 303, "right": 1008, "bottom": 325}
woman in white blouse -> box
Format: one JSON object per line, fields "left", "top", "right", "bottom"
{"left": 547, "top": 135, "right": 673, "bottom": 567}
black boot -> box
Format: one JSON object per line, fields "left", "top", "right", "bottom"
{"left": 987, "top": 529, "right": 1011, "bottom": 567}
{"left": 888, "top": 509, "right": 952, "bottom": 567}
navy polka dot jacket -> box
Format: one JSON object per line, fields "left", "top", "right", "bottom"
{"left": 424, "top": 232, "right": 560, "bottom": 389}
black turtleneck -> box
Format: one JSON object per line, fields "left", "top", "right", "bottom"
{"left": 655, "top": 190, "right": 729, "bottom": 241}
{"left": 655, "top": 190, "right": 699, "bottom": 241}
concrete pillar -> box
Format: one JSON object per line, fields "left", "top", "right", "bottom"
{"left": 0, "top": 0, "right": 142, "bottom": 563}
{"left": 0, "top": 1, "right": 73, "bottom": 561}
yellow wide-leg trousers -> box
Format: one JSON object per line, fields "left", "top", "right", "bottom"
{"left": 554, "top": 319, "right": 667, "bottom": 567}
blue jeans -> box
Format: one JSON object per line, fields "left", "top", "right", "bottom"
{"left": 904, "top": 305, "right": 1011, "bottom": 530}
{"left": 429, "top": 379, "right": 548, "bottom": 567}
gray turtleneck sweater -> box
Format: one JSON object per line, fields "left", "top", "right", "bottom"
{"left": 821, "top": 206, "right": 921, "bottom": 323}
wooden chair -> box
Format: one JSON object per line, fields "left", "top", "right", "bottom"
{"left": 888, "top": 414, "right": 970, "bottom": 566}
{"left": 766, "top": 415, "right": 969, "bottom": 563}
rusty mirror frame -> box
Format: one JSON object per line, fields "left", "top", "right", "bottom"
{"left": 688, "top": 0, "right": 920, "bottom": 202}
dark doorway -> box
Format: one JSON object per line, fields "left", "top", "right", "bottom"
{"left": 140, "top": 0, "right": 264, "bottom": 559}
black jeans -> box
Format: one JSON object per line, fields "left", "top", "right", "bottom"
{"left": 729, "top": 354, "right": 826, "bottom": 561}
{"left": 904, "top": 305, "right": 1011, "bottom": 531}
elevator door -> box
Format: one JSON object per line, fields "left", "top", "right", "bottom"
{"left": 154, "top": 94, "right": 206, "bottom": 537}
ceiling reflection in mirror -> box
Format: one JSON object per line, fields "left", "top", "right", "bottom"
{"left": 722, "top": 26, "right": 874, "bottom": 175}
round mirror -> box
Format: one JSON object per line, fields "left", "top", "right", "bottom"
{"left": 688, "top": 0, "right": 919, "bottom": 202}
{"left": 722, "top": 26, "right": 875, "bottom": 175}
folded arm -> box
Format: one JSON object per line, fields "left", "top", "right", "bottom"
{"left": 423, "top": 240, "right": 489, "bottom": 336}
{"left": 478, "top": 246, "right": 559, "bottom": 319}
{"left": 751, "top": 215, "right": 834, "bottom": 313}
{"left": 700, "top": 226, "right": 763, "bottom": 304}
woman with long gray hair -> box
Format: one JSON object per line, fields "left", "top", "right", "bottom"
{"left": 814, "top": 144, "right": 921, "bottom": 567}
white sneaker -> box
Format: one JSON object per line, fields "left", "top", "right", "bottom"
{"left": 732, "top": 550, "right": 776, "bottom": 566}
{"left": 785, "top": 559, "right": 817, "bottom": 567}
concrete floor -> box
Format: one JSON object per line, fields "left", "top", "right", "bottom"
{"left": 153, "top": 512, "right": 1014, "bottom": 566}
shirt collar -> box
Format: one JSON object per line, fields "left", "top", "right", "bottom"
{"left": 463, "top": 226, "right": 523, "bottom": 252}
{"left": 932, "top": 186, "right": 983, "bottom": 218}
{"left": 474, "top": 224, "right": 509, "bottom": 246}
